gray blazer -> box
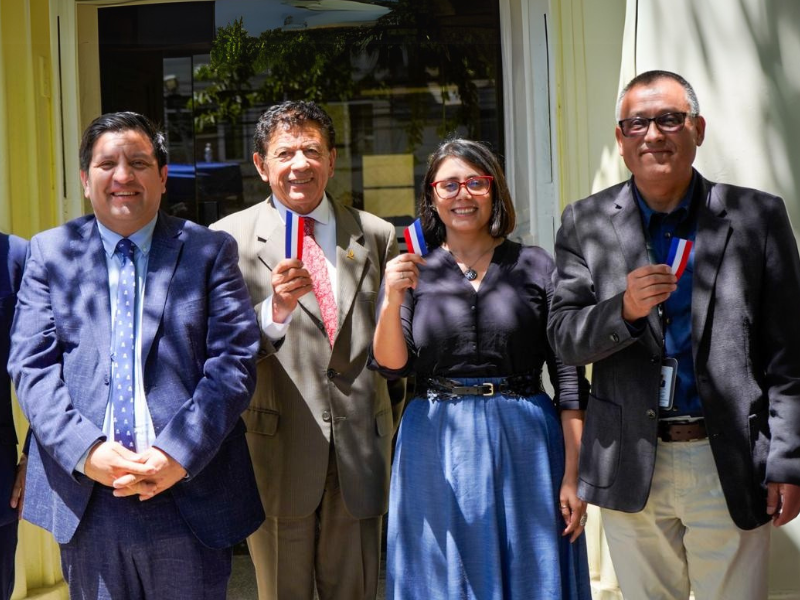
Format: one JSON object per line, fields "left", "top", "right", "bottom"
{"left": 212, "top": 198, "right": 404, "bottom": 520}
{"left": 548, "top": 173, "right": 800, "bottom": 530}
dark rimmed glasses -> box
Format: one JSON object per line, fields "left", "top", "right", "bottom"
{"left": 431, "top": 175, "right": 494, "bottom": 200}
{"left": 618, "top": 112, "right": 695, "bottom": 138}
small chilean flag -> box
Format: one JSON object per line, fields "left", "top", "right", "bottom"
{"left": 666, "top": 237, "right": 693, "bottom": 280}
{"left": 403, "top": 219, "right": 429, "bottom": 256}
{"left": 285, "top": 211, "right": 305, "bottom": 259}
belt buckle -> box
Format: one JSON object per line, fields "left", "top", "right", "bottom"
{"left": 480, "top": 383, "right": 494, "bottom": 396}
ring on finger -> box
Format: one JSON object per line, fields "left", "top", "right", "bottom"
{"left": 579, "top": 513, "right": 588, "bottom": 527}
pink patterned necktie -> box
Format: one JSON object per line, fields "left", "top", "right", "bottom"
{"left": 303, "top": 218, "right": 338, "bottom": 346}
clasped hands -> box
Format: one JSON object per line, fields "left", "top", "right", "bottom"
{"left": 84, "top": 441, "right": 186, "bottom": 501}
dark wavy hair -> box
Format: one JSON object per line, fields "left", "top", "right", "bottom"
{"left": 419, "top": 138, "right": 515, "bottom": 248}
{"left": 253, "top": 100, "right": 336, "bottom": 158}
{"left": 80, "top": 111, "right": 167, "bottom": 171}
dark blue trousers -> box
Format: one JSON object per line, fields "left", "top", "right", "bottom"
{"left": 60, "top": 486, "right": 232, "bottom": 600}
{"left": 0, "top": 520, "right": 17, "bottom": 600}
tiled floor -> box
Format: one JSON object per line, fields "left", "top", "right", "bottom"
{"left": 226, "top": 555, "right": 258, "bottom": 599}
{"left": 227, "top": 553, "right": 387, "bottom": 599}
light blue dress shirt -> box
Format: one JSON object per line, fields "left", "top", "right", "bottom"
{"left": 76, "top": 216, "right": 158, "bottom": 472}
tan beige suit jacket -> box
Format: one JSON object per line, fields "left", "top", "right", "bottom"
{"left": 212, "top": 197, "right": 404, "bottom": 519}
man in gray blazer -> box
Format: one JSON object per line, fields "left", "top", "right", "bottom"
{"left": 548, "top": 70, "right": 800, "bottom": 599}
{"left": 212, "top": 100, "right": 403, "bottom": 600}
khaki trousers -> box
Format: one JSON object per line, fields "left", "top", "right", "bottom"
{"left": 247, "top": 445, "right": 382, "bottom": 600}
{"left": 601, "top": 439, "right": 770, "bottom": 600}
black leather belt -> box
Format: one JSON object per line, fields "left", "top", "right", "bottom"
{"left": 658, "top": 419, "right": 707, "bottom": 442}
{"left": 419, "top": 374, "right": 544, "bottom": 399}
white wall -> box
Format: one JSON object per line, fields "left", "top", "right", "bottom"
{"left": 629, "top": 0, "right": 800, "bottom": 236}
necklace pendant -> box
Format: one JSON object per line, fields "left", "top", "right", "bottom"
{"left": 464, "top": 268, "right": 478, "bottom": 281}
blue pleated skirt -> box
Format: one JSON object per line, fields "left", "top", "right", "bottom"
{"left": 387, "top": 378, "right": 592, "bottom": 600}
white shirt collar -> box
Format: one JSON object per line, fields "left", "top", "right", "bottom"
{"left": 96, "top": 214, "right": 158, "bottom": 258}
{"left": 272, "top": 193, "right": 331, "bottom": 226}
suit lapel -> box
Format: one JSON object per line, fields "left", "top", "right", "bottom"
{"left": 692, "top": 178, "right": 731, "bottom": 350}
{"left": 255, "top": 200, "right": 287, "bottom": 273}
{"left": 254, "top": 198, "right": 369, "bottom": 346}
{"left": 332, "top": 202, "right": 368, "bottom": 346}
{"left": 141, "top": 214, "right": 183, "bottom": 366}
{"left": 76, "top": 220, "right": 112, "bottom": 369}
{"left": 609, "top": 181, "right": 662, "bottom": 347}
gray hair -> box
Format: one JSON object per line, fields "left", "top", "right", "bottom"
{"left": 616, "top": 70, "right": 700, "bottom": 121}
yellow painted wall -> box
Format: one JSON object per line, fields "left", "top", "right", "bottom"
{"left": 0, "top": 0, "right": 58, "bottom": 237}
{"left": 1, "top": 1, "right": 68, "bottom": 598}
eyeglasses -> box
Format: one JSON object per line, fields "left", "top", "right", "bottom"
{"left": 431, "top": 176, "right": 494, "bottom": 199}
{"left": 618, "top": 112, "right": 695, "bottom": 138}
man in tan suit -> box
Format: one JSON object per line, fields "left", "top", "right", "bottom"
{"left": 212, "top": 100, "right": 403, "bottom": 600}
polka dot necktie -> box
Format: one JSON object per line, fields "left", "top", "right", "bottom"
{"left": 303, "top": 219, "right": 338, "bottom": 346}
{"left": 112, "top": 238, "right": 137, "bottom": 450}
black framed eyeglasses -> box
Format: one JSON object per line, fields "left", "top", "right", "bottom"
{"left": 431, "top": 175, "right": 494, "bottom": 199}
{"left": 618, "top": 112, "right": 695, "bottom": 138}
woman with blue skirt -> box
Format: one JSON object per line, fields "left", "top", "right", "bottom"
{"left": 370, "top": 139, "right": 592, "bottom": 600}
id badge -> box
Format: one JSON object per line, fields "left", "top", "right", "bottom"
{"left": 659, "top": 357, "right": 678, "bottom": 410}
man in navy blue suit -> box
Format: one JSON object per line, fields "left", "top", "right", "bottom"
{"left": 0, "top": 232, "right": 27, "bottom": 600}
{"left": 9, "top": 112, "right": 264, "bottom": 599}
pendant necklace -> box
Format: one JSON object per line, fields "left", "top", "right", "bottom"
{"left": 445, "top": 242, "right": 496, "bottom": 281}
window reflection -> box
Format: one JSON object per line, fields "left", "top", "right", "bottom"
{"left": 100, "top": 0, "right": 502, "bottom": 229}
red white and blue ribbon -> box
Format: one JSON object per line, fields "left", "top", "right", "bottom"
{"left": 666, "top": 237, "right": 693, "bottom": 280}
{"left": 403, "top": 219, "right": 429, "bottom": 256}
{"left": 285, "top": 210, "right": 305, "bottom": 259}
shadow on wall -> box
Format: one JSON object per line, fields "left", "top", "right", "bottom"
{"left": 739, "top": 0, "right": 800, "bottom": 233}
{"left": 641, "top": 1, "right": 800, "bottom": 235}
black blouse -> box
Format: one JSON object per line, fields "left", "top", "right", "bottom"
{"left": 370, "top": 240, "right": 588, "bottom": 410}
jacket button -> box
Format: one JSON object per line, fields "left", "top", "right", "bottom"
{"left": 322, "top": 410, "right": 331, "bottom": 422}
{"left": 650, "top": 355, "right": 659, "bottom": 364}
{"left": 646, "top": 409, "right": 657, "bottom": 419}
{"left": 326, "top": 369, "right": 338, "bottom": 380}
{"left": 103, "top": 374, "right": 110, "bottom": 385}
{"left": 610, "top": 333, "right": 620, "bottom": 343}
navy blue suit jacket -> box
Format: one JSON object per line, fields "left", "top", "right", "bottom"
{"left": 0, "top": 234, "right": 26, "bottom": 529}
{"left": 9, "top": 213, "right": 264, "bottom": 547}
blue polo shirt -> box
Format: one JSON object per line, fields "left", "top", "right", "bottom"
{"left": 633, "top": 175, "right": 702, "bottom": 418}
